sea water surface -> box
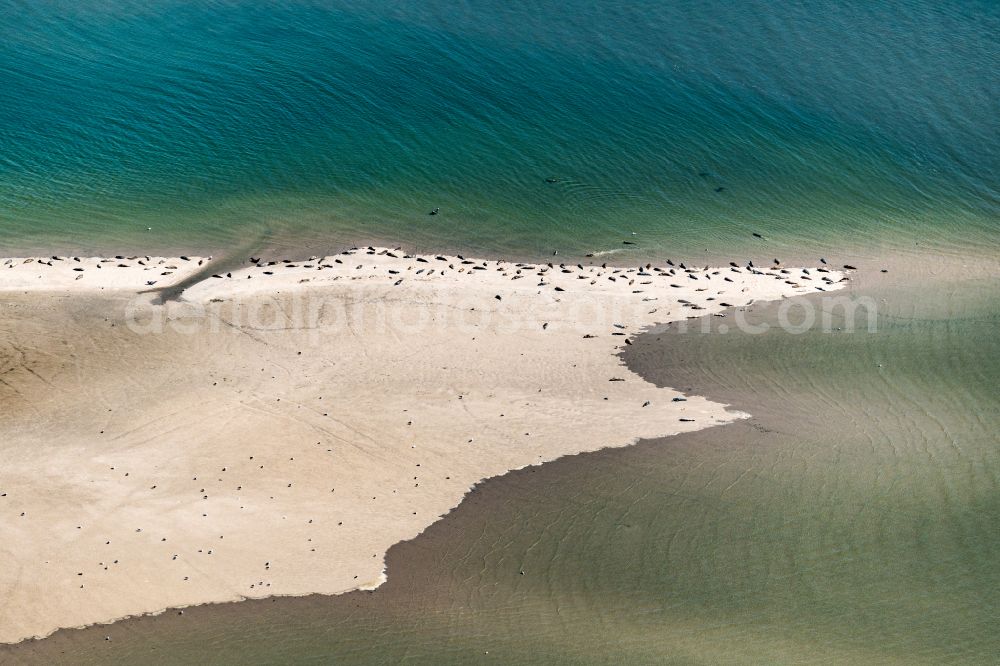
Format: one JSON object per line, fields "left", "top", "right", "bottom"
{"left": 1, "top": 0, "right": 997, "bottom": 257}
{"left": 1, "top": 1, "right": 998, "bottom": 663}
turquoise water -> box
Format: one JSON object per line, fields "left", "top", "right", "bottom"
{"left": 1, "top": 1, "right": 997, "bottom": 256}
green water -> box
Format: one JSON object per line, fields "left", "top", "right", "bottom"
{"left": 8, "top": 258, "right": 998, "bottom": 664}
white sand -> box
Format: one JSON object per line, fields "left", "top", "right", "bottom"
{"left": 0, "top": 255, "right": 209, "bottom": 292}
{"left": 0, "top": 247, "right": 844, "bottom": 643}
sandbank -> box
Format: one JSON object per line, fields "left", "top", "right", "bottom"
{"left": 0, "top": 247, "right": 843, "bottom": 643}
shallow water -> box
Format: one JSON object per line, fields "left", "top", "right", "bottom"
{"left": 6, "top": 257, "right": 998, "bottom": 664}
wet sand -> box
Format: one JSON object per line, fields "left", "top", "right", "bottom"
{"left": 0, "top": 247, "right": 839, "bottom": 644}
{"left": 5, "top": 252, "right": 996, "bottom": 664}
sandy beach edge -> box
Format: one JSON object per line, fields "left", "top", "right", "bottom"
{"left": 0, "top": 246, "right": 845, "bottom": 645}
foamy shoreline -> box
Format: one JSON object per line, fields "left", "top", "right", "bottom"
{"left": 0, "top": 247, "right": 844, "bottom": 644}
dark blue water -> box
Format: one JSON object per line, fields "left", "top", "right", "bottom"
{"left": 1, "top": 0, "right": 997, "bottom": 256}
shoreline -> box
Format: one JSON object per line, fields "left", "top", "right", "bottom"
{"left": 4, "top": 227, "right": 990, "bottom": 290}
{"left": 0, "top": 246, "right": 843, "bottom": 645}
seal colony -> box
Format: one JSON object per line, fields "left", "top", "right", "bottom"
{"left": 0, "top": 247, "right": 844, "bottom": 644}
